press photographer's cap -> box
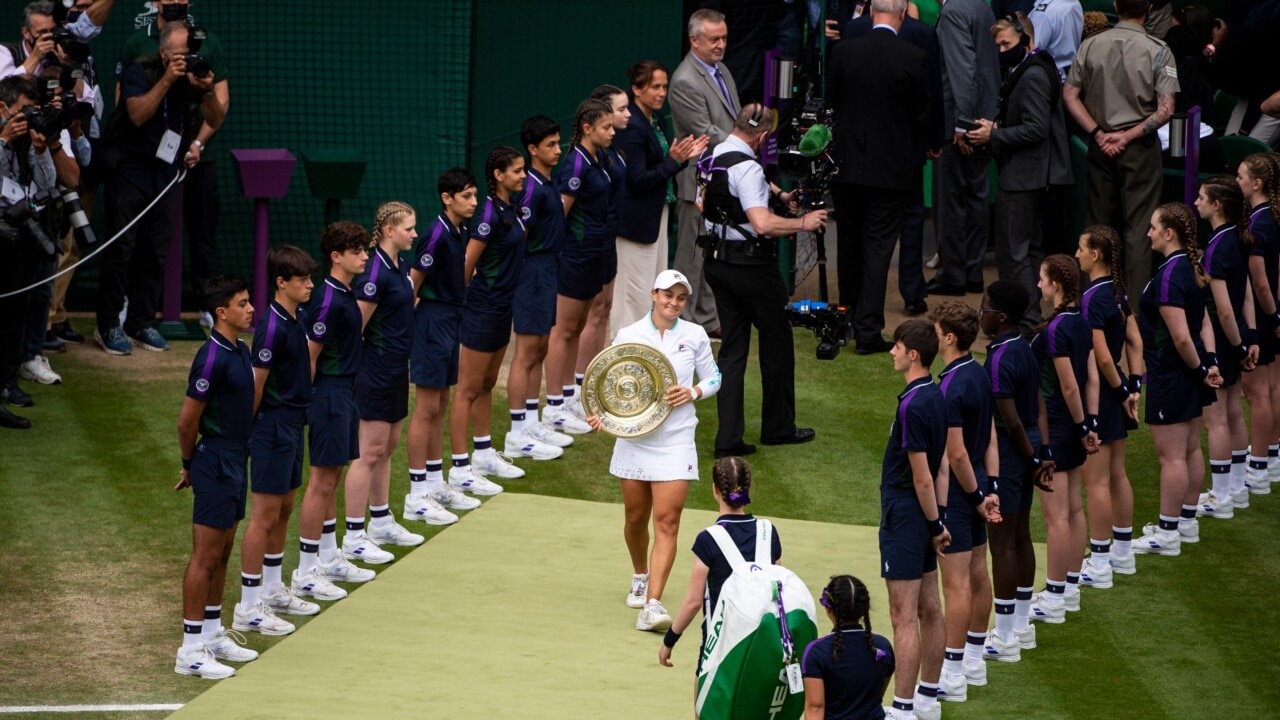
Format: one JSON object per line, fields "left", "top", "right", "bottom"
{"left": 653, "top": 269, "right": 692, "bottom": 295}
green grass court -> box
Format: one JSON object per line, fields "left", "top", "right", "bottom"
{"left": 1, "top": 328, "right": 1278, "bottom": 719}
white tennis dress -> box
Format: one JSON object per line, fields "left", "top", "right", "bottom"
{"left": 608, "top": 314, "right": 721, "bottom": 481}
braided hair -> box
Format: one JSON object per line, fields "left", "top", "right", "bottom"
{"left": 1240, "top": 153, "right": 1280, "bottom": 229}
{"left": 821, "top": 575, "right": 874, "bottom": 661}
{"left": 711, "top": 456, "right": 752, "bottom": 508}
{"left": 371, "top": 201, "right": 414, "bottom": 248}
{"left": 483, "top": 147, "right": 523, "bottom": 229}
{"left": 1201, "top": 174, "right": 1254, "bottom": 248}
{"left": 1155, "top": 202, "right": 1207, "bottom": 287}
{"left": 568, "top": 98, "right": 614, "bottom": 155}
{"left": 1081, "top": 225, "right": 1129, "bottom": 314}
{"left": 1036, "top": 253, "right": 1080, "bottom": 333}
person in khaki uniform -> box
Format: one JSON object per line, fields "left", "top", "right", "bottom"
{"left": 1064, "top": 0, "right": 1178, "bottom": 304}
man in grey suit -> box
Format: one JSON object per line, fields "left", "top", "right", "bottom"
{"left": 931, "top": 0, "right": 1000, "bottom": 297}
{"left": 669, "top": 8, "right": 739, "bottom": 334}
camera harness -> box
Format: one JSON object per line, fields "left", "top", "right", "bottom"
{"left": 696, "top": 105, "right": 774, "bottom": 261}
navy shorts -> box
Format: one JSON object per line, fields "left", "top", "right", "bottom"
{"left": 1145, "top": 365, "right": 1212, "bottom": 425}
{"left": 356, "top": 361, "right": 410, "bottom": 423}
{"left": 557, "top": 251, "right": 607, "bottom": 301}
{"left": 308, "top": 377, "right": 359, "bottom": 467}
{"left": 1256, "top": 313, "right": 1277, "bottom": 366}
{"left": 460, "top": 297, "right": 512, "bottom": 353}
{"left": 602, "top": 237, "right": 618, "bottom": 285}
{"left": 249, "top": 406, "right": 307, "bottom": 495}
{"left": 996, "top": 433, "right": 1037, "bottom": 513}
{"left": 1095, "top": 389, "right": 1129, "bottom": 445}
{"left": 880, "top": 491, "right": 937, "bottom": 580}
{"left": 191, "top": 439, "right": 248, "bottom": 529}
{"left": 943, "top": 472, "right": 989, "bottom": 554}
{"left": 411, "top": 302, "right": 462, "bottom": 388}
{"left": 1047, "top": 412, "right": 1086, "bottom": 472}
{"left": 513, "top": 252, "right": 558, "bottom": 335}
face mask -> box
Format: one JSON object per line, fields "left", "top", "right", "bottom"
{"left": 999, "top": 45, "right": 1027, "bottom": 70}
{"left": 159, "top": 3, "right": 188, "bottom": 21}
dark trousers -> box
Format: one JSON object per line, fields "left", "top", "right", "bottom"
{"left": 704, "top": 257, "right": 796, "bottom": 451}
{"left": 98, "top": 174, "right": 176, "bottom": 334}
{"left": 1085, "top": 137, "right": 1162, "bottom": 304}
{"left": 0, "top": 243, "right": 38, "bottom": 386}
{"left": 898, "top": 167, "right": 928, "bottom": 305}
{"left": 184, "top": 160, "right": 221, "bottom": 300}
{"left": 934, "top": 144, "right": 990, "bottom": 286}
{"left": 832, "top": 182, "right": 910, "bottom": 346}
{"left": 22, "top": 254, "right": 55, "bottom": 360}
{"left": 994, "top": 187, "right": 1046, "bottom": 334}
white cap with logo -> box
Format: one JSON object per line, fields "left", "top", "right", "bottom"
{"left": 653, "top": 269, "right": 692, "bottom": 295}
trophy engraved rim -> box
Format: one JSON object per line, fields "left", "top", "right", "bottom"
{"left": 582, "top": 343, "right": 677, "bottom": 438}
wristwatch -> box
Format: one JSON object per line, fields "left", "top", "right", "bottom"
{"left": 191, "top": 139, "right": 205, "bottom": 151}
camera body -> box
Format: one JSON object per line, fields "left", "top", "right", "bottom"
{"left": 0, "top": 202, "right": 56, "bottom": 257}
{"left": 182, "top": 53, "right": 212, "bottom": 78}
{"left": 775, "top": 99, "right": 838, "bottom": 210}
{"left": 787, "top": 299, "right": 851, "bottom": 360}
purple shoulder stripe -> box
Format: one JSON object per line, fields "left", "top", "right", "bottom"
{"left": 1047, "top": 315, "right": 1067, "bottom": 355}
{"left": 263, "top": 310, "right": 279, "bottom": 353}
{"left": 801, "top": 634, "right": 833, "bottom": 673}
{"left": 898, "top": 390, "right": 918, "bottom": 448}
{"left": 197, "top": 341, "right": 218, "bottom": 394}
{"left": 989, "top": 344, "right": 1009, "bottom": 394}
{"left": 314, "top": 284, "right": 335, "bottom": 324}
{"left": 1158, "top": 259, "right": 1177, "bottom": 304}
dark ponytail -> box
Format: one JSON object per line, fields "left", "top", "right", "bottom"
{"left": 820, "top": 575, "right": 874, "bottom": 661}
{"left": 1081, "top": 225, "right": 1128, "bottom": 314}
{"left": 568, "top": 98, "right": 613, "bottom": 154}
{"left": 712, "top": 456, "right": 752, "bottom": 508}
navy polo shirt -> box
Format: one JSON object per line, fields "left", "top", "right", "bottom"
{"left": 186, "top": 330, "right": 253, "bottom": 445}
{"left": 801, "top": 630, "right": 895, "bottom": 720}
{"left": 1032, "top": 311, "right": 1092, "bottom": 421}
{"left": 253, "top": 301, "right": 311, "bottom": 410}
{"left": 1202, "top": 224, "right": 1247, "bottom": 337}
{"left": 1140, "top": 251, "right": 1206, "bottom": 374}
{"left": 415, "top": 214, "right": 467, "bottom": 306}
{"left": 692, "top": 515, "right": 783, "bottom": 617}
{"left": 468, "top": 195, "right": 526, "bottom": 303}
{"left": 938, "top": 355, "right": 992, "bottom": 481}
{"left": 602, "top": 146, "right": 628, "bottom": 239}
{"left": 115, "top": 60, "right": 199, "bottom": 193}
{"left": 307, "top": 276, "right": 363, "bottom": 378}
{"left": 1081, "top": 277, "right": 1132, "bottom": 366}
{"left": 355, "top": 246, "right": 414, "bottom": 364}
{"left": 557, "top": 144, "right": 614, "bottom": 252}
{"left": 881, "top": 377, "right": 948, "bottom": 493}
{"left": 985, "top": 332, "right": 1040, "bottom": 434}
{"left": 1250, "top": 204, "right": 1279, "bottom": 321}
{"left": 520, "top": 167, "right": 566, "bottom": 255}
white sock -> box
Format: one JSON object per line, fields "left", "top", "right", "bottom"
{"left": 1231, "top": 452, "right": 1247, "bottom": 493}
{"left": 1179, "top": 506, "right": 1198, "bottom": 527}
{"left": 263, "top": 553, "right": 284, "bottom": 593}
{"left": 239, "top": 572, "right": 261, "bottom": 611}
{"left": 964, "top": 632, "right": 986, "bottom": 666}
{"left": 915, "top": 682, "right": 939, "bottom": 711}
{"left": 1113, "top": 527, "right": 1133, "bottom": 557}
{"left": 409, "top": 468, "right": 428, "bottom": 497}
{"left": 1089, "top": 538, "right": 1111, "bottom": 568}
{"left": 1247, "top": 455, "right": 1268, "bottom": 485}
{"left": 201, "top": 606, "right": 221, "bottom": 642}
{"left": 994, "top": 599, "right": 1016, "bottom": 641}
{"left": 525, "top": 398, "right": 540, "bottom": 422}
{"left": 1014, "top": 587, "right": 1033, "bottom": 631}
{"left": 345, "top": 515, "right": 366, "bottom": 542}
{"left": 1210, "top": 457, "right": 1231, "bottom": 500}
{"left": 1268, "top": 444, "right": 1279, "bottom": 469}
{"left": 562, "top": 384, "right": 576, "bottom": 400}
{"left": 298, "top": 537, "right": 319, "bottom": 573}
{"left": 369, "top": 504, "right": 393, "bottom": 531}
{"left": 320, "top": 521, "right": 338, "bottom": 563}
{"left": 182, "top": 619, "right": 203, "bottom": 650}
{"left": 426, "top": 461, "right": 445, "bottom": 492}
{"left": 510, "top": 409, "right": 526, "bottom": 436}
{"left": 943, "top": 647, "right": 963, "bottom": 676}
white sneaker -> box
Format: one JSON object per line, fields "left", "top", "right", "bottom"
{"left": 320, "top": 555, "right": 376, "bottom": 583}
{"left": 636, "top": 600, "right": 673, "bottom": 632}
{"left": 1131, "top": 525, "right": 1181, "bottom": 556}
{"left": 261, "top": 585, "right": 320, "bottom": 616}
{"left": 883, "top": 708, "right": 917, "bottom": 720}
{"left": 527, "top": 421, "right": 573, "bottom": 447}
{"left": 626, "top": 574, "right": 649, "bottom": 608}
{"left": 564, "top": 395, "right": 589, "bottom": 421}
{"left": 368, "top": 519, "right": 425, "bottom": 547}
{"left": 232, "top": 601, "right": 296, "bottom": 636}
{"left": 207, "top": 627, "right": 258, "bottom": 662}
{"left": 472, "top": 449, "right": 526, "bottom": 479}
{"left": 20, "top": 356, "right": 61, "bottom": 385}
{"left": 914, "top": 702, "right": 942, "bottom": 720}
{"left": 1029, "top": 592, "right": 1065, "bottom": 624}
{"left": 291, "top": 567, "right": 348, "bottom": 600}
{"left": 962, "top": 659, "right": 987, "bottom": 686}
{"left": 175, "top": 643, "right": 235, "bottom": 679}
{"left": 1197, "top": 492, "right": 1235, "bottom": 519}
{"left": 342, "top": 535, "right": 395, "bottom": 564}
{"left": 543, "top": 406, "right": 592, "bottom": 434}
{"left": 504, "top": 431, "right": 564, "bottom": 460}
{"left": 431, "top": 485, "right": 481, "bottom": 511}
{"left": 403, "top": 492, "right": 461, "bottom": 524}
{"left": 938, "top": 672, "right": 967, "bottom": 702}
{"left": 1178, "top": 518, "right": 1200, "bottom": 544}
{"left": 984, "top": 632, "right": 1021, "bottom": 662}
{"left": 1063, "top": 586, "right": 1081, "bottom": 611}
{"left": 1079, "top": 558, "right": 1114, "bottom": 589}
{"left": 1015, "top": 624, "right": 1036, "bottom": 650}
{"left": 1109, "top": 552, "right": 1136, "bottom": 575}
{"left": 1231, "top": 487, "right": 1251, "bottom": 509}
{"left": 449, "top": 465, "right": 505, "bottom": 495}
{"left": 1246, "top": 474, "right": 1272, "bottom": 495}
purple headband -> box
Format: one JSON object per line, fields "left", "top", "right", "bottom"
{"left": 819, "top": 587, "right": 832, "bottom": 609}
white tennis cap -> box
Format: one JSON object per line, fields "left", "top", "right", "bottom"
{"left": 653, "top": 269, "right": 692, "bottom": 294}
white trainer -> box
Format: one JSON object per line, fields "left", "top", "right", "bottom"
{"left": 291, "top": 567, "right": 348, "bottom": 600}
{"left": 543, "top": 407, "right": 592, "bottom": 435}
{"left": 1079, "top": 558, "right": 1114, "bottom": 589}
{"left": 626, "top": 574, "right": 649, "bottom": 608}
{"left": 431, "top": 485, "right": 481, "bottom": 511}
{"left": 174, "top": 644, "right": 235, "bottom": 679}
{"left": 232, "top": 601, "right": 296, "bottom": 636}
{"left": 368, "top": 519, "right": 425, "bottom": 547}
{"left": 1063, "top": 587, "right": 1081, "bottom": 612}
{"left": 1131, "top": 525, "right": 1181, "bottom": 556}
{"left": 984, "top": 632, "right": 1021, "bottom": 662}
{"left": 1197, "top": 492, "right": 1235, "bottom": 520}
{"left": 1231, "top": 487, "right": 1251, "bottom": 509}
{"left": 636, "top": 600, "right": 673, "bottom": 632}
{"left": 261, "top": 585, "right": 320, "bottom": 616}
{"left": 207, "top": 627, "right": 258, "bottom": 662}
{"left": 320, "top": 555, "right": 376, "bottom": 583}
{"left": 564, "top": 395, "right": 589, "bottom": 421}
{"left": 472, "top": 449, "right": 526, "bottom": 479}
{"left": 938, "top": 672, "right": 967, "bottom": 702}
{"left": 914, "top": 702, "right": 942, "bottom": 720}
{"left": 1246, "top": 474, "right": 1272, "bottom": 495}
{"left": 962, "top": 659, "right": 987, "bottom": 686}
{"left": 404, "top": 492, "right": 461, "bottom": 524}
{"left": 883, "top": 708, "right": 917, "bottom": 720}
{"left": 20, "top": 356, "right": 61, "bottom": 385}
{"left": 342, "top": 535, "right": 395, "bottom": 564}
{"left": 1109, "top": 552, "right": 1136, "bottom": 575}
{"left": 1029, "top": 592, "right": 1065, "bottom": 624}
{"left": 449, "top": 466, "right": 505, "bottom": 496}
{"left": 1178, "top": 518, "right": 1200, "bottom": 544}
{"left": 527, "top": 421, "right": 573, "bottom": 447}
{"left": 1015, "top": 624, "right": 1036, "bottom": 649}
{"left": 504, "top": 431, "right": 564, "bottom": 460}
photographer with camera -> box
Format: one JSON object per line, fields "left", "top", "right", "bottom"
{"left": 118, "top": 0, "right": 229, "bottom": 328}
{"left": 699, "top": 103, "right": 825, "bottom": 459}
{"left": 95, "top": 21, "right": 224, "bottom": 355}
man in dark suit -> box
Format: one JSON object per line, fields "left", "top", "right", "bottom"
{"left": 828, "top": 0, "right": 931, "bottom": 353}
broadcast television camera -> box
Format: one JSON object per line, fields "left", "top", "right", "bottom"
{"left": 787, "top": 300, "right": 850, "bottom": 361}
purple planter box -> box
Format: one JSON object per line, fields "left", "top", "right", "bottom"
{"left": 230, "top": 148, "right": 296, "bottom": 198}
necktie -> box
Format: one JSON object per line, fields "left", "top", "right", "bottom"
{"left": 713, "top": 67, "right": 736, "bottom": 114}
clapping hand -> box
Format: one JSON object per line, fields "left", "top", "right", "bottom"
{"left": 669, "top": 134, "right": 709, "bottom": 163}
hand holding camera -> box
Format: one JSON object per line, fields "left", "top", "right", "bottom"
{"left": 31, "top": 31, "right": 55, "bottom": 63}
{"left": 163, "top": 53, "right": 188, "bottom": 85}
{"left": 0, "top": 111, "right": 29, "bottom": 144}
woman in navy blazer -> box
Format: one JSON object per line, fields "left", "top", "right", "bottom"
{"left": 612, "top": 60, "right": 707, "bottom": 332}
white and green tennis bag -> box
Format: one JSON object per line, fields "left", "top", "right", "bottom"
{"left": 695, "top": 519, "right": 818, "bottom": 720}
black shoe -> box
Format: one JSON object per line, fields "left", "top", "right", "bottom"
{"left": 53, "top": 321, "right": 85, "bottom": 344}
{"left": 715, "top": 443, "right": 757, "bottom": 459}
{"left": 904, "top": 300, "right": 928, "bottom": 315}
{"left": 926, "top": 279, "right": 966, "bottom": 296}
{"left": 761, "top": 428, "right": 816, "bottom": 446}
{"left": 855, "top": 338, "right": 894, "bottom": 355}
{"left": 43, "top": 331, "right": 66, "bottom": 354}
{"left": 0, "top": 403, "right": 30, "bottom": 429}
{"left": 965, "top": 281, "right": 985, "bottom": 294}
{"left": 2, "top": 384, "right": 34, "bottom": 408}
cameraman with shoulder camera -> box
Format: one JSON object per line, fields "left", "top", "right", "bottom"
{"left": 95, "top": 21, "right": 224, "bottom": 356}
{"left": 118, "top": 0, "right": 229, "bottom": 328}
{"left": 699, "top": 103, "right": 826, "bottom": 459}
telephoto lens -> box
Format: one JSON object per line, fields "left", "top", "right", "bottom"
{"left": 60, "top": 188, "right": 97, "bottom": 244}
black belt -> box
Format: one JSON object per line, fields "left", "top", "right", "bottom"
{"left": 705, "top": 236, "right": 775, "bottom": 267}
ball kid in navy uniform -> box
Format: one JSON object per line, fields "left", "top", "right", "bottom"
{"left": 1239, "top": 154, "right": 1280, "bottom": 494}
{"left": 802, "top": 575, "right": 896, "bottom": 720}
{"left": 405, "top": 169, "right": 482, "bottom": 525}
{"left": 174, "top": 276, "right": 258, "bottom": 679}
{"left": 879, "top": 319, "right": 950, "bottom": 720}
{"left": 235, "top": 247, "right": 324, "bottom": 638}
{"left": 293, "top": 222, "right": 376, "bottom": 597}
